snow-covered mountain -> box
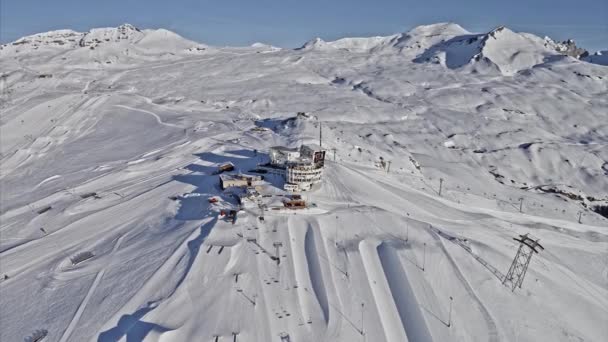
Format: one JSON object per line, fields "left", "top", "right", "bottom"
{"left": 1, "top": 23, "right": 607, "bottom": 342}
{"left": 0, "top": 24, "right": 207, "bottom": 67}
{"left": 411, "top": 26, "right": 560, "bottom": 75}
{"left": 4, "top": 22, "right": 602, "bottom": 71}
{"left": 299, "top": 23, "right": 470, "bottom": 53}
{"left": 299, "top": 23, "right": 605, "bottom": 75}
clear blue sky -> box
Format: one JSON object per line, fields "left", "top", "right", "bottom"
{"left": 1, "top": 0, "right": 606, "bottom": 51}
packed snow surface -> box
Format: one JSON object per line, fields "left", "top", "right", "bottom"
{"left": 1, "top": 23, "right": 607, "bottom": 342}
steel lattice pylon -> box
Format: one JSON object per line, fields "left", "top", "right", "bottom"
{"left": 503, "top": 234, "right": 544, "bottom": 291}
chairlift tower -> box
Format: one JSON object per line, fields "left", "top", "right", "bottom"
{"left": 503, "top": 234, "right": 544, "bottom": 291}
{"left": 273, "top": 242, "right": 283, "bottom": 265}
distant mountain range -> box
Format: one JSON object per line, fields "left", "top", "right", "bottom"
{"left": 299, "top": 23, "right": 606, "bottom": 74}
{"left": 2, "top": 22, "right": 606, "bottom": 73}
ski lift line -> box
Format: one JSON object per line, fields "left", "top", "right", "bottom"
{"left": 0, "top": 95, "right": 96, "bottom": 165}
{"left": 334, "top": 155, "right": 477, "bottom": 207}
{"left": 315, "top": 249, "right": 349, "bottom": 278}
{"left": 302, "top": 287, "right": 364, "bottom": 335}
{"left": 254, "top": 238, "right": 280, "bottom": 280}
{"left": 366, "top": 214, "right": 409, "bottom": 244}
{"left": 429, "top": 224, "right": 511, "bottom": 282}
{"left": 428, "top": 229, "right": 500, "bottom": 341}
{"left": 542, "top": 249, "right": 608, "bottom": 307}
{"left": 347, "top": 118, "right": 540, "bottom": 206}
{"left": 343, "top": 161, "right": 514, "bottom": 229}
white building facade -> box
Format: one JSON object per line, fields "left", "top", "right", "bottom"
{"left": 219, "top": 173, "right": 264, "bottom": 190}
{"left": 269, "top": 146, "right": 300, "bottom": 166}
{"left": 266, "top": 144, "right": 326, "bottom": 192}
{"left": 286, "top": 163, "right": 323, "bottom": 191}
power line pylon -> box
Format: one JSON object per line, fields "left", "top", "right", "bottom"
{"left": 503, "top": 234, "right": 544, "bottom": 291}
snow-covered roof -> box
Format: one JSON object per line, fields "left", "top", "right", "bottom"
{"left": 301, "top": 143, "right": 324, "bottom": 152}
{"left": 270, "top": 146, "right": 299, "bottom": 152}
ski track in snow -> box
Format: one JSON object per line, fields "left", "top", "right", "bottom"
{"left": 114, "top": 104, "right": 182, "bottom": 128}
{"left": 58, "top": 234, "right": 128, "bottom": 342}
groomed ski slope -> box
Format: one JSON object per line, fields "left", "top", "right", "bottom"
{"left": 1, "top": 23, "right": 607, "bottom": 342}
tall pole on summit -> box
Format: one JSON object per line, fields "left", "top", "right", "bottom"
{"left": 319, "top": 122, "right": 322, "bottom": 148}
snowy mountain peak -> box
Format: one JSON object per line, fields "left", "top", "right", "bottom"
{"left": 476, "top": 26, "right": 561, "bottom": 74}
{"left": 391, "top": 22, "right": 471, "bottom": 53}
{"left": 405, "top": 22, "right": 470, "bottom": 37}
{"left": 410, "top": 24, "right": 578, "bottom": 75}
{"left": 296, "top": 23, "right": 470, "bottom": 53}
{"left": 487, "top": 25, "right": 507, "bottom": 36}
{"left": 298, "top": 37, "right": 327, "bottom": 50}
{"left": 4, "top": 29, "right": 83, "bottom": 49}
{"left": 1, "top": 24, "right": 206, "bottom": 63}
{"left": 250, "top": 42, "right": 281, "bottom": 51}
{"left": 198, "top": 22, "right": 606, "bottom": 69}
{"left": 117, "top": 23, "right": 141, "bottom": 32}
{"left": 552, "top": 38, "right": 589, "bottom": 59}
{"left": 79, "top": 24, "right": 146, "bottom": 47}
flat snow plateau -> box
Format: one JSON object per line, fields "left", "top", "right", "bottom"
{"left": 1, "top": 23, "right": 607, "bottom": 342}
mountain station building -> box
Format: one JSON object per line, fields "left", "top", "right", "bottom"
{"left": 263, "top": 144, "right": 326, "bottom": 192}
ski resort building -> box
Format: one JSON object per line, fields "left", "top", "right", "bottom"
{"left": 269, "top": 146, "right": 301, "bottom": 165}
{"left": 263, "top": 144, "right": 325, "bottom": 192}
{"left": 213, "top": 162, "right": 235, "bottom": 175}
{"left": 219, "top": 173, "right": 264, "bottom": 190}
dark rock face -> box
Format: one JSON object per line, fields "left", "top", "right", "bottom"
{"left": 592, "top": 205, "right": 608, "bottom": 219}
{"left": 555, "top": 39, "right": 589, "bottom": 59}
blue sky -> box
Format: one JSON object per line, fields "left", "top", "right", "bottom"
{"left": 1, "top": 0, "right": 606, "bottom": 51}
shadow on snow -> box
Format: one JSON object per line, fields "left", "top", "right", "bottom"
{"left": 97, "top": 148, "right": 274, "bottom": 341}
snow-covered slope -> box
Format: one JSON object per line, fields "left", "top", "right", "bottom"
{"left": 1, "top": 23, "right": 607, "bottom": 342}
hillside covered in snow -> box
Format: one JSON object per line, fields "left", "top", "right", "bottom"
{"left": 1, "top": 23, "right": 607, "bottom": 342}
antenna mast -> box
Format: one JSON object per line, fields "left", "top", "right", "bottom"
{"left": 319, "top": 122, "right": 322, "bottom": 148}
